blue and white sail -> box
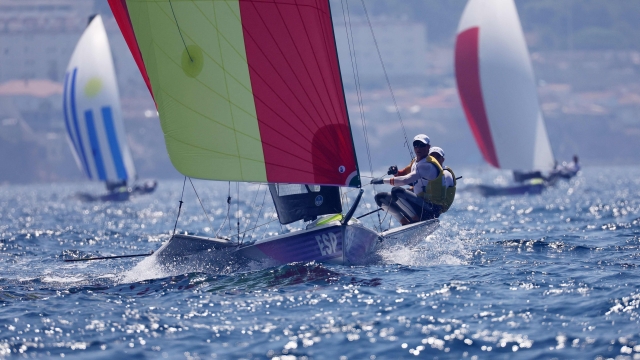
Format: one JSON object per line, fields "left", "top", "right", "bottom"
{"left": 63, "top": 15, "right": 136, "bottom": 183}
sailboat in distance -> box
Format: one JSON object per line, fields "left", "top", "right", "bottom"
{"left": 455, "top": 0, "right": 556, "bottom": 196}
{"left": 63, "top": 15, "right": 156, "bottom": 202}
{"left": 107, "top": 0, "right": 438, "bottom": 265}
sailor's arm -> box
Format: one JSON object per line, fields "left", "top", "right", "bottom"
{"left": 396, "top": 163, "right": 413, "bottom": 176}
{"left": 383, "top": 171, "right": 419, "bottom": 186}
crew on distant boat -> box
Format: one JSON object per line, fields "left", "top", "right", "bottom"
{"left": 563, "top": 155, "right": 580, "bottom": 176}
{"left": 371, "top": 134, "right": 443, "bottom": 225}
{"left": 132, "top": 180, "right": 158, "bottom": 195}
{"left": 548, "top": 154, "right": 580, "bottom": 181}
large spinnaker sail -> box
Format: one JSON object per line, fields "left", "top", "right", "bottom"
{"left": 63, "top": 15, "right": 137, "bottom": 182}
{"left": 454, "top": 0, "right": 554, "bottom": 171}
{"left": 108, "top": 0, "right": 360, "bottom": 187}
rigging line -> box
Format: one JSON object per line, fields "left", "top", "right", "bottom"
{"left": 248, "top": 186, "right": 269, "bottom": 241}
{"left": 342, "top": 0, "right": 382, "bottom": 230}
{"left": 340, "top": 187, "right": 350, "bottom": 211}
{"left": 172, "top": 176, "right": 187, "bottom": 237}
{"left": 260, "top": 204, "right": 277, "bottom": 240}
{"left": 341, "top": 0, "right": 374, "bottom": 179}
{"left": 240, "top": 184, "right": 262, "bottom": 242}
{"left": 236, "top": 182, "right": 240, "bottom": 243}
{"left": 188, "top": 177, "right": 215, "bottom": 233}
{"left": 216, "top": 181, "right": 232, "bottom": 238}
{"left": 229, "top": 218, "right": 280, "bottom": 239}
{"left": 168, "top": 0, "right": 192, "bottom": 62}
{"left": 360, "top": 0, "right": 413, "bottom": 162}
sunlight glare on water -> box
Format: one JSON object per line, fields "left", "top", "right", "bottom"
{"left": 1, "top": 167, "right": 640, "bottom": 358}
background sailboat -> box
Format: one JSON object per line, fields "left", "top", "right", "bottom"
{"left": 63, "top": 15, "right": 155, "bottom": 201}
{"left": 455, "top": 0, "right": 555, "bottom": 196}
{"left": 107, "top": 0, "right": 438, "bottom": 265}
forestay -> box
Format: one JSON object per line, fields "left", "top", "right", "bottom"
{"left": 108, "top": 0, "right": 360, "bottom": 187}
{"left": 63, "top": 15, "right": 136, "bottom": 182}
{"left": 454, "top": 0, "right": 554, "bottom": 171}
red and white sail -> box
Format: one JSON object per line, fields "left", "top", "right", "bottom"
{"left": 455, "top": 0, "right": 554, "bottom": 171}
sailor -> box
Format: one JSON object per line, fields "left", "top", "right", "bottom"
{"left": 565, "top": 155, "right": 580, "bottom": 175}
{"left": 550, "top": 154, "right": 580, "bottom": 180}
{"left": 371, "top": 134, "right": 442, "bottom": 225}
{"left": 428, "top": 146, "right": 457, "bottom": 213}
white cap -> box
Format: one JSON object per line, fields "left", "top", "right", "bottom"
{"left": 429, "top": 146, "right": 444, "bottom": 158}
{"left": 413, "top": 134, "right": 430, "bottom": 145}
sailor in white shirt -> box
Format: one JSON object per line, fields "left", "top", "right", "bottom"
{"left": 371, "top": 134, "right": 442, "bottom": 225}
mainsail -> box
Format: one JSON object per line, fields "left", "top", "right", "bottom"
{"left": 63, "top": 15, "right": 137, "bottom": 182}
{"left": 455, "top": 0, "right": 554, "bottom": 171}
{"left": 108, "top": 0, "right": 360, "bottom": 187}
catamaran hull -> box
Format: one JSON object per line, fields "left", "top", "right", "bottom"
{"left": 238, "top": 224, "right": 380, "bottom": 266}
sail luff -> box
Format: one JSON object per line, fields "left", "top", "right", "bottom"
{"left": 108, "top": 0, "right": 155, "bottom": 100}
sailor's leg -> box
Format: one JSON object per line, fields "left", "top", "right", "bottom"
{"left": 376, "top": 189, "right": 412, "bottom": 225}
{"left": 393, "top": 188, "right": 442, "bottom": 222}
{"left": 388, "top": 187, "right": 417, "bottom": 225}
{"left": 374, "top": 192, "right": 391, "bottom": 207}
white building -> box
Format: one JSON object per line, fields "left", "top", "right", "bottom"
{"left": 0, "top": 0, "right": 145, "bottom": 97}
{"left": 0, "top": 0, "right": 93, "bottom": 82}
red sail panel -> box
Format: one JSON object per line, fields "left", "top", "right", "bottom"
{"left": 239, "top": 0, "right": 359, "bottom": 186}
{"left": 107, "top": 0, "right": 154, "bottom": 100}
{"left": 455, "top": 27, "right": 499, "bottom": 168}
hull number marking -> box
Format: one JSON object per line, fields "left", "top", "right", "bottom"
{"left": 316, "top": 232, "right": 338, "bottom": 256}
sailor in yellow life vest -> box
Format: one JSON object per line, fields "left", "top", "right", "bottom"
{"left": 428, "top": 146, "right": 457, "bottom": 213}
{"left": 371, "top": 134, "right": 445, "bottom": 225}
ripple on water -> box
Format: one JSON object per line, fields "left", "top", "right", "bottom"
{"left": 1, "top": 169, "right": 640, "bottom": 358}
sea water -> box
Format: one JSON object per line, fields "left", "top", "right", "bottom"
{"left": 1, "top": 166, "right": 639, "bottom": 359}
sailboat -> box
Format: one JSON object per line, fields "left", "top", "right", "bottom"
{"left": 455, "top": 0, "right": 556, "bottom": 196}
{"left": 106, "top": 0, "right": 438, "bottom": 265}
{"left": 63, "top": 15, "right": 156, "bottom": 202}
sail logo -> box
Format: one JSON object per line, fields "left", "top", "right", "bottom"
{"left": 315, "top": 195, "right": 323, "bottom": 206}
{"left": 316, "top": 232, "right": 338, "bottom": 256}
{"left": 338, "top": 165, "right": 345, "bottom": 173}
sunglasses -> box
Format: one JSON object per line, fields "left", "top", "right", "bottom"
{"left": 412, "top": 141, "right": 428, "bottom": 148}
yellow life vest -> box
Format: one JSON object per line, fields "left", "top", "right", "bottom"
{"left": 417, "top": 157, "right": 456, "bottom": 213}
{"left": 442, "top": 167, "right": 457, "bottom": 212}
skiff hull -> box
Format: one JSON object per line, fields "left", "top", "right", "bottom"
{"left": 153, "top": 219, "right": 440, "bottom": 267}
{"left": 238, "top": 224, "right": 379, "bottom": 266}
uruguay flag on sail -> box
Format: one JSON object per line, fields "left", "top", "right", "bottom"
{"left": 63, "top": 15, "right": 137, "bottom": 182}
